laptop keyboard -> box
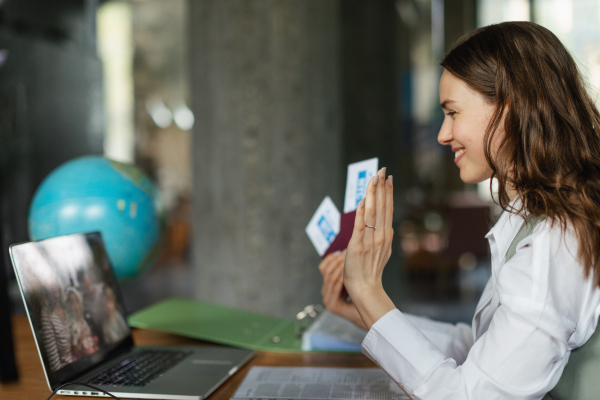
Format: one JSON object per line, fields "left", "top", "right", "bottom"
{"left": 88, "top": 349, "right": 192, "bottom": 387}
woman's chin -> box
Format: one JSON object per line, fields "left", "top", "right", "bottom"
{"left": 459, "top": 171, "right": 488, "bottom": 184}
{"left": 459, "top": 172, "right": 475, "bottom": 184}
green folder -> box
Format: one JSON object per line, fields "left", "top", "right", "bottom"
{"left": 128, "top": 297, "right": 304, "bottom": 352}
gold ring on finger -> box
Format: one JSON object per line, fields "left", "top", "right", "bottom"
{"left": 365, "top": 224, "right": 376, "bottom": 229}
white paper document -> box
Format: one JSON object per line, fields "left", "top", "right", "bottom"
{"left": 301, "top": 310, "right": 366, "bottom": 352}
{"left": 305, "top": 197, "right": 341, "bottom": 256}
{"left": 343, "top": 158, "right": 379, "bottom": 213}
{"left": 231, "top": 366, "right": 409, "bottom": 400}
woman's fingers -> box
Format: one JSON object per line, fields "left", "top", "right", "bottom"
{"left": 321, "top": 265, "right": 338, "bottom": 297}
{"left": 321, "top": 255, "right": 348, "bottom": 315}
{"left": 349, "top": 196, "right": 366, "bottom": 249}
{"left": 385, "top": 175, "right": 394, "bottom": 251}
{"left": 326, "top": 254, "right": 344, "bottom": 279}
{"left": 319, "top": 252, "right": 344, "bottom": 281}
{"left": 318, "top": 254, "right": 334, "bottom": 277}
{"left": 364, "top": 175, "right": 378, "bottom": 227}
{"left": 374, "top": 168, "right": 387, "bottom": 250}
{"left": 345, "top": 167, "right": 394, "bottom": 293}
{"left": 362, "top": 175, "right": 378, "bottom": 252}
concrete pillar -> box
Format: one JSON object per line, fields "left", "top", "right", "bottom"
{"left": 189, "top": 0, "right": 342, "bottom": 317}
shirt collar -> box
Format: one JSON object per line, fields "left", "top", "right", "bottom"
{"left": 485, "top": 196, "right": 528, "bottom": 262}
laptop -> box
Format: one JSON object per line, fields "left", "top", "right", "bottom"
{"left": 10, "top": 232, "right": 255, "bottom": 399}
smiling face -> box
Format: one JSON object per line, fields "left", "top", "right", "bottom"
{"left": 438, "top": 69, "right": 498, "bottom": 184}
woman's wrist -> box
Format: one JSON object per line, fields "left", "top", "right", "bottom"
{"left": 348, "top": 283, "right": 395, "bottom": 330}
{"left": 339, "top": 305, "right": 368, "bottom": 331}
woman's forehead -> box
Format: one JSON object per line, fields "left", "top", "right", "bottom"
{"left": 440, "top": 70, "right": 485, "bottom": 106}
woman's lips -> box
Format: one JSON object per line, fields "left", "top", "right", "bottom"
{"left": 454, "top": 149, "right": 466, "bottom": 164}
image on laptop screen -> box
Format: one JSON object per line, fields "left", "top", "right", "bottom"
{"left": 11, "top": 232, "right": 131, "bottom": 384}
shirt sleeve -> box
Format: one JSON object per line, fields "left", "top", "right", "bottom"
{"left": 403, "top": 313, "right": 473, "bottom": 364}
{"left": 361, "top": 223, "right": 589, "bottom": 400}
{"left": 362, "top": 306, "right": 568, "bottom": 400}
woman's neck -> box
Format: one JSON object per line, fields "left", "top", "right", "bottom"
{"left": 506, "top": 184, "right": 518, "bottom": 202}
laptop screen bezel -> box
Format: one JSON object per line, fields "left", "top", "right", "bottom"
{"left": 10, "top": 232, "right": 135, "bottom": 390}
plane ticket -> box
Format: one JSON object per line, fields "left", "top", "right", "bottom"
{"left": 343, "top": 157, "right": 379, "bottom": 213}
{"left": 305, "top": 196, "right": 341, "bottom": 256}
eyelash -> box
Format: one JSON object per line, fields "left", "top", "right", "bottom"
{"left": 445, "top": 111, "right": 456, "bottom": 118}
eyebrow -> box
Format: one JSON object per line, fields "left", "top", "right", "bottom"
{"left": 440, "top": 99, "right": 457, "bottom": 109}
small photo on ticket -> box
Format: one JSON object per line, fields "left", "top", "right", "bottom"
{"left": 305, "top": 196, "right": 341, "bottom": 256}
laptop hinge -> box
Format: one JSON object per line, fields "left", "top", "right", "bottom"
{"left": 52, "top": 336, "right": 135, "bottom": 391}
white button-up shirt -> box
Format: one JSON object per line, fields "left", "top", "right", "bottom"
{"left": 361, "top": 206, "right": 600, "bottom": 399}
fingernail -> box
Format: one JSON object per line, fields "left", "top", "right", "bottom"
{"left": 373, "top": 175, "right": 379, "bottom": 185}
{"left": 360, "top": 198, "right": 365, "bottom": 208}
{"left": 380, "top": 167, "right": 386, "bottom": 178}
{"left": 388, "top": 175, "right": 393, "bottom": 186}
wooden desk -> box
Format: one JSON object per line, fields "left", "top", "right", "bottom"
{"left": 1, "top": 315, "right": 376, "bottom": 400}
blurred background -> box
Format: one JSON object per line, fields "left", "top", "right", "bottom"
{"left": 2, "top": 0, "right": 600, "bottom": 328}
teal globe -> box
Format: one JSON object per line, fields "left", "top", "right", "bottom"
{"left": 28, "top": 156, "right": 166, "bottom": 280}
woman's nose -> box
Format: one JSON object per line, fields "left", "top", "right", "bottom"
{"left": 437, "top": 120, "right": 453, "bottom": 145}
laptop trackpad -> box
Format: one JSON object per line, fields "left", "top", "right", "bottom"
{"left": 142, "top": 349, "right": 239, "bottom": 396}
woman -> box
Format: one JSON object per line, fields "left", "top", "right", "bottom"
{"left": 319, "top": 21, "right": 600, "bottom": 399}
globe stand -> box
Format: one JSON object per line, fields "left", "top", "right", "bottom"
{"left": 0, "top": 175, "right": 19, "bottom": 382}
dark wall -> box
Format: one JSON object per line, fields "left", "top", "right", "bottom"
{"left": 0, "top": 0, "right": 104, "bottom": 381}
{"left": 340, "top": 0, "right": 404, "bottom": 304}
{"left": 444, "top": 0, "right": 477, "bottom": 52}
{"left": 0, "top": 0, "right": 103, "bottom": 248}
{"left": 0, "top": 0, "right": 104, "bottom": 337}
{"left": 340, "top": 0, "right": 398, "bottom": 169}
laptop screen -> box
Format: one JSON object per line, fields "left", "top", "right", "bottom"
{"left": 10, "top": 232, "right": 133, "bottom": 387}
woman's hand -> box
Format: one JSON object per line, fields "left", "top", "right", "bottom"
{"left": 318, "top": 251, "right": 367, "bottom": 330}
{"left": 343, "top": 167, "right": 396, "bottom": 330}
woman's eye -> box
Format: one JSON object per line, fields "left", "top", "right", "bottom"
{"left": 446, "top": 111, "right": 456, "bottom": 118}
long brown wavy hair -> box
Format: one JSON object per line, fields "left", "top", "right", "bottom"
{"left": 441, "top": 21, "right": 600, "bottom": 285}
